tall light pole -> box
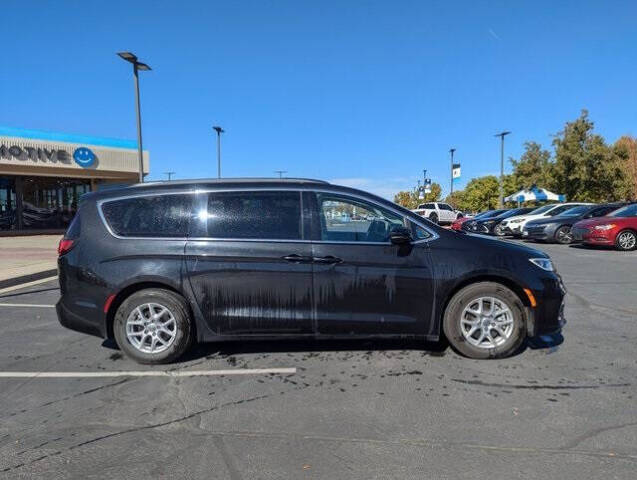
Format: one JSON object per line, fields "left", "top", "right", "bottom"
{"left": 213, "top": 126, "right": 224, "bottom": 178}
{"left": 117, "top": 52, "right": 151, "bottom": 183}
{"left": 495, "top": 131, "right": 511, "bottom": 208}
{"left": 449, "top": 148, "right": 456, "bottom": 196}
{"left": 274, "top": 170, "right": 287, "bottom": 178}
{"left": 164, "top": 171, "right": 175, "bottom": 181}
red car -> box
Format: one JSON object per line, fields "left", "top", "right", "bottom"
{"left": 451, "top": 216, "right": 471, "bottom": 231}
{"left": 571, "top": 203, "right": 637, "bottom": 251}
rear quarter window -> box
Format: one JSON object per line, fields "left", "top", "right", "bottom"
{"left": 101, "top": 194, "right": 194, "bottom": 238}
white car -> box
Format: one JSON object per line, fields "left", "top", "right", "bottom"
{"left": 500, "top": 202, "right": 592, "bottom": 237}
{"left": 412, "top": 202, "right": 463, "bottom": 224}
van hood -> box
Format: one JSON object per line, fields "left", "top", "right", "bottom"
{"left": 461, "top": 232, "right": 548, "bottom": 258}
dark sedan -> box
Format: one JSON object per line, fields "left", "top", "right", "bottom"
{"left": 461, "top": 209, "right": 507, "bottom": 233}
{"left": 523, "top": 203, "right": 626, "bottom": 244}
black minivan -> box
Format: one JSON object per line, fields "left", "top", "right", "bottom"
{"left": 57, "top": 178, "right": 566, "bottom": 363}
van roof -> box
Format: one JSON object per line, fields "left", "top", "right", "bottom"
{"left": 130, "top": 177, "right": 330, "bottom": 188}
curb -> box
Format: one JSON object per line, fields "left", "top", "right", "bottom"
{"left": 0, "top": 269, "right": 58, "bottom": 290}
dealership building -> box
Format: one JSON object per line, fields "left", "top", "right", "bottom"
{"left": 0, "top": 126, "right": 149, "bottom": 235}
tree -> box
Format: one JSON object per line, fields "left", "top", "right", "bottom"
{"left": 509, "top": 141, "right": 553, "bottom": 190}
{"left": 458, "top": 176, "right": 501, "bottom": 212}
{"left": 552, "top": 110, "right": 627, "bottom": 202}
{"left": 393, "top": 182, "right": 441, "bottom": 209}
{"left": 614, "top": 136, "right": 637, "bottom": 201}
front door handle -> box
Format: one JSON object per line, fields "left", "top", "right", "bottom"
{"left": 282, "top": 254, "right": 313, "bottom": 263}
{"left": 313, "top": 255, "right": 343, "bottom": 264}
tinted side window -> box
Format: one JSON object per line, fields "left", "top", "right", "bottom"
{"left": 205, "top": 191, "right": 301, "bottom": 240}
{"left": 317, "top": 193, "right": 405, "bottom": 243}
{"left": 102, "top": 194, "right": 194, "bottom": 237}
{"left": 439, "top": 203, "right": 452, "bottom": 211}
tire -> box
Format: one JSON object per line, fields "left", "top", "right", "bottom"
{"left": 429, "top": 213, "right": 439, "bottom": 224}
{"left": 615, "top": 229, "right": 637, "bottom": 251}
{"left": 554, "top": 225, "right": 573, "bottom": 245}
{"left": 442, "top": 282, "right": 526, "bottom": 359}
{"left": 113, "top": 288, "right": 194, "bottom": 364}
{"left": 494, "top": 224, "right": 506, "bottom": 237}
{"left": 456, "top": 213, "right": 463, "bottom": 219}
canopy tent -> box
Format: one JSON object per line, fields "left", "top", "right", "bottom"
{"left": 504, "top": 186, "right": 566, "bottom": 205}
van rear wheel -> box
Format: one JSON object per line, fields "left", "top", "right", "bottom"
{"left": 113, "top": 288, "right": 194, "bottom": 364}
{"left": 443, "top": 282, "right": 526, "bottom": 359}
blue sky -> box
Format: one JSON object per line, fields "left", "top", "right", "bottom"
{"left": 2, "top": 0, "right": 636, "bottom": 199}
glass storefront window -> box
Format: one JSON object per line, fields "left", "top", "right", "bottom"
{"left": 0, "top": 175, "right": 91, "bottom": 231}
{"left": 0, "top": 177, "right": 17, "bottom": 231}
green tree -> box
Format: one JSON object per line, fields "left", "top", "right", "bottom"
{"left": 614, "top": 136, "right": 637, "bottom": 201}
{"left": 509, "top": 141, "right": 553, "bottom": 190}
{"left": 460, "top": 175, "right": 501, "bottom": 212}
{"left": 393, "top": 182, "right": 441, "bottom": 209}
{"left": 552, "top": 110, "right": 627, "bottom": 202}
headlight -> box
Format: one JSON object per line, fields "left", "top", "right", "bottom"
{"left": 529, "top": 258, "right": 554, "bottom": 271}
{"left": 483, "top": 220, "right": 495, "bottom": 225}
{"left": 510, "top": 218, "right": 524, "bottom": 224}
{"left": 593, "top": 224, "right": 616, "bottom": 231}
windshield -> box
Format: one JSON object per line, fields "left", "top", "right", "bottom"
{"left": 473, "top": 210, "right": 494, "bottom": 219}
{"left": 558, "top": 206, "right": 590, "bottom": 216}
{"left": 528, "top": 204, "right": 557, "bottom": 215}
{"left": 609, "top": 203, "right": 637, "bottom": 217}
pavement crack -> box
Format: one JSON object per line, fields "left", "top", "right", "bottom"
{"left": 450, "top": 379, "right": 631, "bottom": 390}
{"left": 562, "top": 421, "right": 637, "bottom": 450}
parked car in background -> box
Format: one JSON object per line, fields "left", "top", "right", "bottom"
{"left": 500, "top": 203, "right": 591, "bottom": 237}
{"left": 523, "top": 203, "right": 626, "bottom": 244}
{"left": 461, "top": 209, "right": 507, "bottom": 233}
{"left": 451, "top": 210, "right": 492, "bottom": 231}
{"left": 474, "top": 207, "right": 537, "bottom": 236}
{"left": 412, "top": 202, "right": 462, "bottom": 224}
{"left": 56, "top": 178, "right": 566, "bottom": 363}
{"left": 571, "top": 203, "right": 637, "bottom": 251}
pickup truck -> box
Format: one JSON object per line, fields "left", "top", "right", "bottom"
{"left": 412, "top": 202, "right": 463, "bottom": 224}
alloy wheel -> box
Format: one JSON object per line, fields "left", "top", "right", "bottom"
{"left": 617, "top": 231, "right": 636, "bottom": 250}
{"left": 555, "top": 226, "right": 573, "bottom": 244}
{"left": 125, "top": 303, "right": 177, "bottom": 354}
{"left": 460, "top": 296, "right": 514, "bottom": 349}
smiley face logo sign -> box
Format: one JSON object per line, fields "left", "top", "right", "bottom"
{"left": 73, "top": 147, "right": 96, "bottom": 168}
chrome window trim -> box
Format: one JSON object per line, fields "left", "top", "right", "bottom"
{"left": 96, "top": 186, "right": 439, "bottom": 244}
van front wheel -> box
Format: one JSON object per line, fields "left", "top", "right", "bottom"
{"left": 443, "top": 282, "right": 526, "bottom": 359}
{"left": 113, "top": 288, "right": 194, "bottom": 364}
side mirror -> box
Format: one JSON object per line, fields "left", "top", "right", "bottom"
{"left": 390, "top": 226, "right": 412, "bottom": 245}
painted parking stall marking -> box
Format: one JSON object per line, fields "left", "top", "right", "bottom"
{"left": 0, "top": 304, "right": 55, "bottom": 308}
{"left": 0, "top": 368, "right": 296, "bottom": 378}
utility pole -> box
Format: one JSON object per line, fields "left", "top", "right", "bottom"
{"left": 274, "top": 170, "right": 287, "bottom": 178}
{"left": 164, "top": 172, "right": 175, "bottom": 181}
{"left": 449, "top": 148, "right": 456, "bottom": 196}
{"left": 495, "top": 131, "right": 511, "bottom": 208}
{"left": 213, "top": 126, "right": 224, "bottom": 178}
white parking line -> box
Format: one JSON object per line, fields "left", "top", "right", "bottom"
{"left": 0, "top": 276, "right": 58, "bottom": 295}
{"left": 0, "top": 368, "right": 296, "bottom": 378}
{"left": 0, "top": 304, "right": 55, "bottom": 308}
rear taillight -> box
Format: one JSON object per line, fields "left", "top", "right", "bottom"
{"left": 58, "top": 239, "right": 75, "bottom": 256}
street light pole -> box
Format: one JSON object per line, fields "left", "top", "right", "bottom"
{"left": 117, "top": 52, "right": 151, "bottom": 183}
{"left": 495, "top": 131, "right": 511, "bottom": 208}
{"left": 449, "top": 148, "right": 456, "bottom": 196}
{"left": 213, "top": 126, "right": 224, "bottom": 178}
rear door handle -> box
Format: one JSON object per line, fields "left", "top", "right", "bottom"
{"left": 282, "top": 254, "right": 313, "bottom": 263}
{"left": 313, "top": 255, "right": 343, "bottom": 264}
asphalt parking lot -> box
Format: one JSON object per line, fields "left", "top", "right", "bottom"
{"left": 0, "top": 241, "right": 636, "bottom": 479}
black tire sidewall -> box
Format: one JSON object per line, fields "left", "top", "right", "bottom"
{"left": 443, "top": 282, "right": 526, "bottom": 359}
{"left": 430, "top": 213, "right": 438, "bottom": 224}
{"left": 113, "top": 289, "right": 193, "bottom": 364}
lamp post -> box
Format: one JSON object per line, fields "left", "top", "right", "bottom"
{"left": 213, "top": 126, "right": 224, "bottom": 178}
{"left": 274, "top": 170, "right": 287, "bottom": 178}
{"left": 164, "top": 171, "right": 175, "bottom": 181}
{"left": 495, "top": 131, "right": 511, "bottom": 208}
{"left": 117, "top": 52, "right": 151, "bottom": 183}
{"left": 449, "top": 148, "right": 456, "bottom": 196}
